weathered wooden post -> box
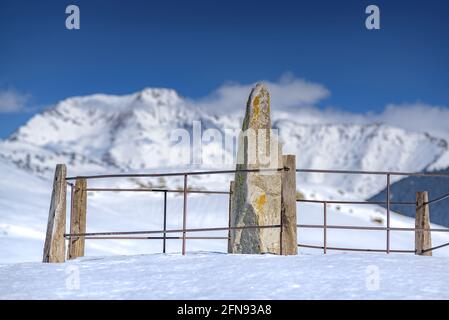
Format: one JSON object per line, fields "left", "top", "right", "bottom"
{"left": 281, "top": 155, "right": 297, "bottom": 255}
{"left": 43, "top": 164, "right": 67, "bottom": 263}
{"left": 227, "top": 181, "right": 235, "bottom": 253}
{"left": 68, "top": 178, "right": 87, "bottom": 260}
{"left": 415, "top": 191, "right": 432, "bottom": 256}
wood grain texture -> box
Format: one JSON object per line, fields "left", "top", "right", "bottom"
{"left": 281, "top": 155, "right": 298, "bottom": 255}
{"left": 68, "top": 178, "right": 87, "bottom": 260}
{"left": 43, "top": 164, "right": 67, "bottom": 263}
{"left": 415, "top": 191, "right": 432, "bottom": 256}
{"left": 227, "top": 181, "right": 235, "bottom": 253}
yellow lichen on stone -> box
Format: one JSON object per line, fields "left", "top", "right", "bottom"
{"left": 251, "top": 95, "right": 260, "bottom": 127}
{"left": 255, "top": 193, "right": 266, "bottom": 214}
{"left": 253, "top": 95, "right": 260, "bottom": 110}
{"left": 266, "top": 94, "right": 270, "bottom": 113}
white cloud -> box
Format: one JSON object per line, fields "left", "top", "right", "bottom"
{"left": 302, "top": 102, "right": 449, "bottom": 143}
{"left": 377, "top": 103, "right": 449, "bottom": 141}
{"left": 0, "top": 89, "right": 30, "bottom": 113}
{"left": 192, "top": 73, "right": 330, "bottom": 114}
{"left": 279, "top": 100, "right": 449, "bottom": 168}
{"left": 191, "top": 73, "right": 449, "bottom": 146}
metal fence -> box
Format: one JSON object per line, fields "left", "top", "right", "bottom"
{"left": 64, "top": 168, "right": 449, "bottom": 255}
{"left": 296, "top": 169, "right": 449, "bottom": 254}
{"left": 64, "top": 168, "right": 285, "bottom": 255}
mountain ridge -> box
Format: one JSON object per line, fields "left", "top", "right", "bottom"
{"left": 0, "top": 87, "right": 447, "bottom": 199}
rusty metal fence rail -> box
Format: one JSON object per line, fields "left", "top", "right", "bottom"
{"left": 296, "top": 168, "right": 449, "bottom": 255}
{"left": 64, "top": 168, "right": 285, "bottom": 255}
{"left": 63, "top": 167, "right": 449, "bottom": 256}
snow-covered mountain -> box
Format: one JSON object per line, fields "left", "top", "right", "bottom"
{"left": 0, "top": 88, "right": 447, "bottom": 199}
{"left": 278, "top": 121, "right": 447, "bottom": 197}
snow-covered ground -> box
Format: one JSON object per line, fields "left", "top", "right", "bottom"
{"left": 1, "top": 252, "right": 449, "bottom": 299}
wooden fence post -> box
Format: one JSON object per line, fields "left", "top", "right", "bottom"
{"left": 227, "top": 181, "right": 235, "bottom": 253}
{"left": 68, "top": 178, "right": 87, "bottom": 260}
{"left": 43, "top": 164, "right": 67, "bottom": 263}
{"left": 415, "top": 191, "right": 432, "bottom": 256}
{"left": 281, "top": 155, "right": 298, "bottom": 255}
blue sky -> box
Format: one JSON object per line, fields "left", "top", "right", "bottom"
{"left": 0, "top": 0, "right": 448, "bottom": 138}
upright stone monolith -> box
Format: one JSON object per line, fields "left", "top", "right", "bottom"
{"left": 229, "top": 83, "right": 282, "bottom": 254}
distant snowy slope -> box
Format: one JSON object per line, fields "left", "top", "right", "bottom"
{"left": 370, "top": 167, "right": 449, "bottom": 227}
{"left": 0, "top": 158, "right": 51, "bottom": 263}
{"left": 278, "top": 121, "right": 446, "bottom": 197}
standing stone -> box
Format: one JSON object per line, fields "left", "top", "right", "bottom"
{"left": 229, "top": 83, "right": 282, "bottom": 254}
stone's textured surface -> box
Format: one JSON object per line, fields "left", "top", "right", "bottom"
{"left": 230, "top": 83, "right": 283, "bottom": 254}
{"left": 246, "top": 84, "right": 270, "bottom": 130}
